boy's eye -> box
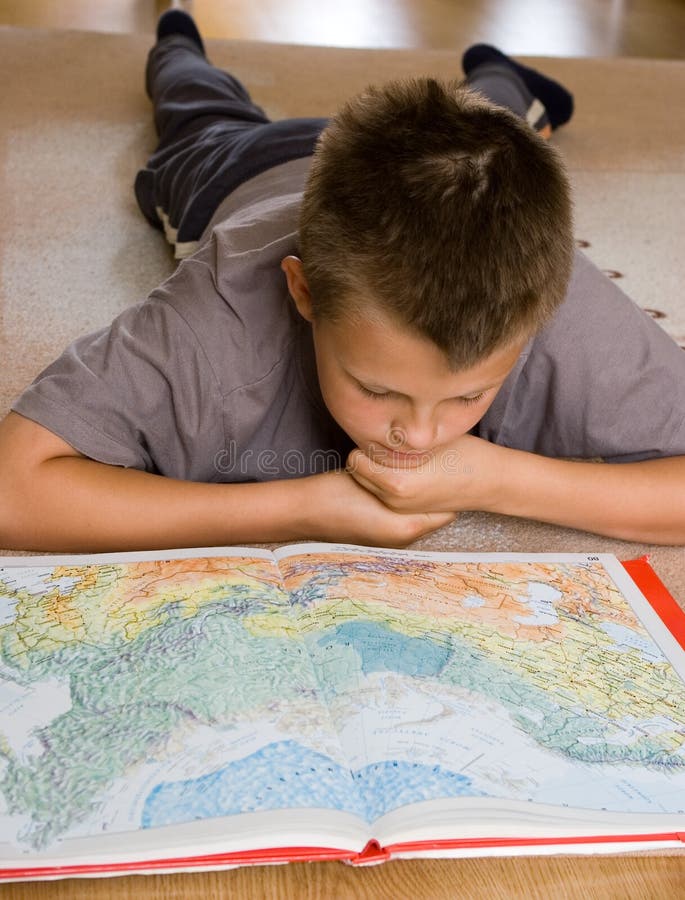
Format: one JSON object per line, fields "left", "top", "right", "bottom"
{"left": 460, "top": 392, "right": 486, "bottom": 406}
{"left": 358, "top": 384, "right": 391, "bottom": 400}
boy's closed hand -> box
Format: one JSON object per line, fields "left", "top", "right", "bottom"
{"left": 305, "top": 469, "right": 456, "bottom": 547}
{"left": 346, "top": 433, "right": 502, "bottom": 515}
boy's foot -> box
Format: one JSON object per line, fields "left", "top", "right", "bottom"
{"left": 157, "top": 9, "right": 205, "bottom": 55}
{"left": 465, "top": 59, "right": 553, "bottom": 137}
{"left": 462, "top": 44, "right": 573, "bottom": 130}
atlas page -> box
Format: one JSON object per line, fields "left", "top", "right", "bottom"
{"left": 0, "top": 543, "right": 684, "bottom": 878}
{"left": 273, "top": 543, "right": 685, "bottom": 855}
{"left": 0, "top": 546, "right": 373, "bottom": 874}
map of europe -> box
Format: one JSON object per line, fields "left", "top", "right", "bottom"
{"left": 0, "top": 546, "right": 684, "bottom": 852}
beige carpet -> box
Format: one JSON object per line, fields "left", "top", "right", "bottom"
{"left": 0, "top": 27, "right": 684, "bottom": 605}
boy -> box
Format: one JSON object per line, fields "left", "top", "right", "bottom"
{"left": 1, "top": 12, "right": 684, "bottom": 552}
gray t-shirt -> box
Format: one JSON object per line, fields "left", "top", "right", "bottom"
{"left": 12, "top": 158, "right": 685, "bottom": 481}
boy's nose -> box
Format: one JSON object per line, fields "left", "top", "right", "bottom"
{"left": 388, "top": 415, "right": 438, "bottom": 453}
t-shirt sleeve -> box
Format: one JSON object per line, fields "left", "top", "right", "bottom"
{"left": 480, "top": 251, "right": 685, "bottom": 462}
{"left": 11, "top": 296, "right": 225, "bottom": 481}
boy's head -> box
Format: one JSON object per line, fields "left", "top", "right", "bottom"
{"left": 296, "top": 76, "right": 573, "bottom": 368}
{"left": 284, "top": 77, "right": 574, "bottom": 461}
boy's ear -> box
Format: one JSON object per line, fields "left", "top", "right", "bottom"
{"left": 281, "top": 256, "right": 314, "bottom": 322}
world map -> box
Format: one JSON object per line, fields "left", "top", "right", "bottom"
{"left": 0, "top": 546, "right": 684, "bottom": 852}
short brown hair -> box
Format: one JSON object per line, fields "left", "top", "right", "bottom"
{"left": 298, "top": 78, "right": 573, "bottom": 368}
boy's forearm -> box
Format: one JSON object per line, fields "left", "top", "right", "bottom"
{"left": 490, "top": 448, "right": 685, "bottom": 544}
{"left": 0, "top": 456, "right": 312, "bottom": 552}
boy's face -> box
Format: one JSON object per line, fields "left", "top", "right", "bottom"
{"left": 282, "top": 256, "right": 525, "bottom": 465}
{"left": 309, "top": 306, "right": 524, "bottom": 466}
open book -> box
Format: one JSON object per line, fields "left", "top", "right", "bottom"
{"left": 0, "top": 543, "right": 684, "bottom": 881}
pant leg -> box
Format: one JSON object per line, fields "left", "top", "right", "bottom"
{"left": 144, "top": 35, "right": 270, "bottom": 145}
{"left": 135, "top": 36, "right": 327, "bottom": 247}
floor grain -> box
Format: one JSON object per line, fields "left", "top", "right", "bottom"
{"left": 0, "top": 0, "right": 684, "bottom": 57}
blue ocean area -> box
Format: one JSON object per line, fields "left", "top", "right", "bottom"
{"left": 318, "top": 620, "right": 451, "bottom": 677}
{"left": 141, "top": 740, "right": 366, "bottom": 828}
{"left": 354, "top": 760, "right": 483, "bottom": 821}
{"left": 142, "top": 740, "right": 483, "bottom": 829}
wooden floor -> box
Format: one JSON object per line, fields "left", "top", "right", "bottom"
{"left": 1, "top": 0, "right": 684, "bottom": 58}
